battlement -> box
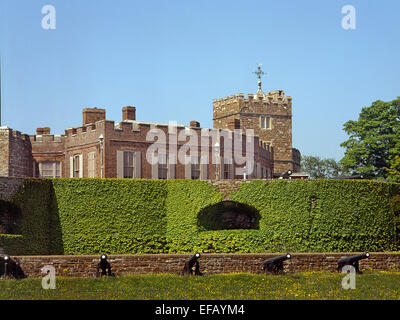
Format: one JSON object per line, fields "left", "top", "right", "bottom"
{"left": 0, "top": 127, "right": 31, "bottom": 142}
{"left": 259, "top": 144, "right": 274, "bottom": 160}
{"left": 115, "top": 120, "right": 189, "bottom": 134}
{"left": 30, "top": 134, "right": 64, "bottom": 143}
{"left": 258, "top": 140, "right": 272, "bottom": 153}
{"left": 213, "top": 90, "right": 292, "bottom": 106}
{"left": 213, "top": 93, "right": 246, "bottom": 105}
{"left": 265, "top": 90, "right": 292, "bottom": 104}
{"left": 63, "top": 119, "right": 105, "bottom": 138}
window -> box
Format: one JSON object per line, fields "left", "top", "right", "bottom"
{"left": 158, "top": 153, "right": 168, "bottom": 179}
{"left": 39, "top": 162, "right": 61, "bottom": 178}
{"left": 117, "top": 150, "right": 141, "bottom": 179}
{"left": 41, "top": 162, "right": 54, "bottom": 177}
{"left": 267, "top": 168, "right": 271, "bottom": 179}
{"left": 223, "top": 164, "right": 230, "bottom": 179}
{"left": 88, "top": 152, "right": 96, "bottom": 178}
{"left": 260, "top": 116, "right": 271, "bottom": 129}
{"left": 191, "top": 156, "right": 200, "bottom": 180}
{"left": 73, "top": 155, "right": 80, "bottom": 178}
{"left": 223, "top": 158, "right": 233, "bottom": 179}
{"left": 123, "top": 151, "right": 135, "bottom": 179}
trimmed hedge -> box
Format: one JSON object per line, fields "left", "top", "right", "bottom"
{"left": 163, "top": 179, "right": 400, "bottom": 253}
{"left": 12, "top": 179, "right": 54, "bottom": 254}
{"left": 50, "top": 179, "right": 168, "bottom": 255}
{"left": 1, "top": 178, "right": 399, "bottom": 255}
{"left": 165, "top": 180, "right": 223, "bottom": 253}
{"left": 227, "top": 179, "right": 400, "bottom": 252}
{"left": 0, "top": 234, "right": 25, "bottom": 255}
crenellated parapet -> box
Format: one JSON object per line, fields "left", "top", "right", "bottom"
{"left": 30, "top": 134, "right": 64, "bottom": 143}
{"left": 213, "top": 90, "right": 292, "bottom": 124}
{"left": 0, "top": 127, "right": 31, "bottom": 143}
{"left": 213, "top": 90, "right": 292, "bottom": 106}
{"left": 0, "top": 127, "right": 33, "bottom": 177}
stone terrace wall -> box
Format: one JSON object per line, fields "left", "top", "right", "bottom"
{"left": 10, "top": 253, "right": 400, "bottom": 278}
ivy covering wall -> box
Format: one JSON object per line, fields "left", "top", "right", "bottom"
{"left": 51, "top": 179, "right": 168, "bottom": 255}
{"left": 0, "top": 178, "right": 399, "bottom": 255}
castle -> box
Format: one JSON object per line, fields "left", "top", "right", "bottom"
{"left": 0, "top": 71, "right": 302, "bottom": 180}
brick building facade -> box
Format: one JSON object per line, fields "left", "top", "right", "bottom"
{"left": 2, "top": 106, "right": 273, "bottom": 180}
{"left": 0, "top": 86, "right": 301, "bottom": 179}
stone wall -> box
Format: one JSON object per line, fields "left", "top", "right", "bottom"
{"left": 0, "top": 127, "right": 32, "bottom": 178}
{"left": 0, "top": 128, "right": 10, "bottom": 177}
{"left": 8, "top": 253, "right": 400, "bottom": 278}
{"left": 213, "top": 91, "right": 295, "bottom": 174}
{"left": 210, "top": 180, "right": 249, "bottom": 200}
{"left": 9, "top": 130, "right": 32, "bottom": 178}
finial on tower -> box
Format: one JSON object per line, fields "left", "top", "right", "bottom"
{"left": 253, "top": 63, "right": 265, "bottom": 96}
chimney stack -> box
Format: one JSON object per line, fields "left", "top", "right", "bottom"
{"left": 36, "top": 127, "right": 51, "bottom": 135}
{"left": 82, "top": 108, "right": 106, "bottom": 125}
{"left": 122, "top": 106, "right": 136, "bottom": 121}
{"left": 190, "top": 121, "right": 200, "bottom": 128}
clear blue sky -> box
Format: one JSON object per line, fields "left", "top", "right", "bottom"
{"left": 0, "top": 0, "right": 399, "bottom": 161}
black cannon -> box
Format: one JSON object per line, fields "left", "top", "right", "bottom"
{"left": 263, "top": 253, "right": 291, "bottom": 274}
{"left": 182, "top": 253, "right": 203, "bottom": 276}
{"left": 337, "top": 253, "right": 370, "bottom": 274}
{"left": 0, "top": 255, "right": 27, "bottom": 279}
{"left": 95, "top": 254, "right": 115, "bottom": 277}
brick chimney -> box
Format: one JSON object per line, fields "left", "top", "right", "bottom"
{"left": 82, "top": 108, "right": 106, "bottom": 125}
{"left": 122, "top": 106, "right": 136, "bottom": 121}
{"left": 36, "top": 127, "right": 50, "bottom": 135}
{"left": 228, "top": 118, "right": 241, "bottom": 131}
{"left": 190, "top": 121, "right": 200, "bottom": 128}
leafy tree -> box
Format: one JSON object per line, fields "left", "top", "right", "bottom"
{"left": 300, "top": 155, "right": 348, "bottom": 179}
{"left": 385, "top": 155, "right": 400, "bottom": 183}
{"left": 340, "top": 97, "right": 400, "bottom": 179}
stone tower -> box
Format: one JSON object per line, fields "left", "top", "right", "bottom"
{"left": 212, "top": 66, "right": 300, "bottom": 174}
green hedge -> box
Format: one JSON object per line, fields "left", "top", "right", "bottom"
{"left": 50, "top": 179, "right": 168, "bottom": 254}
{"left": 0, "top": 234, "right": 25, "bottom": 255}
{"left": 1, "top": 178, "right": 399, "bottom": 255}
{"left": 165, "top": 180, "right": 223, "bottom": 252}
{"left": 12, "top": 179, "right": 54, "bottom": 254}
{"left": 229, "top": 179, "right": 399, "bottom": 252}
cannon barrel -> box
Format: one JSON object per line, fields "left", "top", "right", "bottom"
{"left": 264, "top": 254, "right": 291, "bottom": 265}
{"left": 338, "top": 253, "right": 369, "bottom": 265}
{"left": 263, "top": 254, "right": 291, "bottom": 271}
{"left": 337, "top": 253, "right": 370, "bottom": 274}
{"left": 188, "top": 253, "right": 201, "bottom": 263}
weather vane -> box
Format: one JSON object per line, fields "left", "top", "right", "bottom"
{"left": 253, "top": 63, "right": 265, "bottom": 93}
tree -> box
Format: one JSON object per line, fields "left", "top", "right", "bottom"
{"left": 300, "top": 155, "right": 348, "bottom": 179}
{"left": 385, "top": 155, "right": 400, "bottom": 183}
{"left": 340, "top": 97, "right": 400, "bottom": 179}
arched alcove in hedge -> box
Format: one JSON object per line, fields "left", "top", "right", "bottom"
{"left": 197, "top": 201, "right": 260, "bottom": 231}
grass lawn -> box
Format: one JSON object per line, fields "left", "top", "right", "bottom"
{"left": 0, "top": 272, "right": 400, "bottom": 300}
